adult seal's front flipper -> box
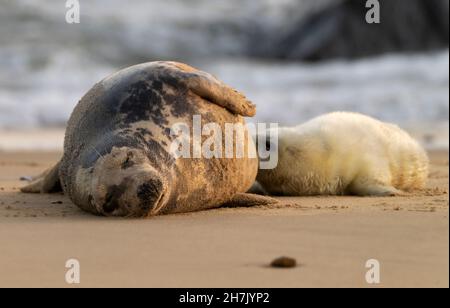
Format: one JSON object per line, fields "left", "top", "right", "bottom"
{"left": 166, "top": 62, "right": 256, "bottom": 117}
{"left": 221, "top": 193, "right": 279, "bottom": 208}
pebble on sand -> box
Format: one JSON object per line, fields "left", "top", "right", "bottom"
{"left": 270, "top": 256, "right": 297, "bottom": 268}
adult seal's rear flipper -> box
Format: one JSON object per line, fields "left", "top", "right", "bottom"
{"left": 167, "top": 62, "right": 256, "bottom": 117}
{"left": 20, "top": 161, "right": 62, "bottom": 194}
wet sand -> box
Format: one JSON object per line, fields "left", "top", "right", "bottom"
{"left": 0, "top": 150, "right": 448, "bottom": 288}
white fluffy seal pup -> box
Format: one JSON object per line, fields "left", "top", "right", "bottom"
{"left": 257, "top": 112, "right": 429, "bottom": 196}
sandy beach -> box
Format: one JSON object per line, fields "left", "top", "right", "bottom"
{"left": 0, "top": 0, "right": 448, "bottom": 291}
{"left": 0, "top": 150, "right": 448, "bottom": 288}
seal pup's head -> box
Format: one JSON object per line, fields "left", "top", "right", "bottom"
{"left": 255, "top": 127, "right": 303, "bottom": 195}
{"left": 80, "top": 147, "right": 171, "bottom": 217}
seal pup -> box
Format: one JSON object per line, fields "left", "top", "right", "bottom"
{"left": 21, "top": 61, "right": 277, "bottom": 217}
{"left": 257, "top": 112, "right": 429, "bottom": 196}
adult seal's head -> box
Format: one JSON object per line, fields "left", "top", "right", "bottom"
{"left": 21, "top": 61, "right": 278, "bottom": 217}
{"left": 86, "top": 147, "right": 170, "bottom": 217}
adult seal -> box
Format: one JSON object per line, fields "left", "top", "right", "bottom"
{"left": 21, "top": 61, "right": 276, "bottom": 217}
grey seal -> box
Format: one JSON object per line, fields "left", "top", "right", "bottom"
{"left": 21, "top": 61, "right": 277, "bottom": 217}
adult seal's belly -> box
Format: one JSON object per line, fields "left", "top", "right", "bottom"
{"left": 21, "top": 61, "right": 277, "bottom": 217}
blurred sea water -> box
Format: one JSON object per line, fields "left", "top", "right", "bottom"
{"left": 0, "top": 0, "right": 448, "bottom": 149}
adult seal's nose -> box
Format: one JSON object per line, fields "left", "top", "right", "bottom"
{"left": 136, "top": 177, "right": 166, "bottom": 215}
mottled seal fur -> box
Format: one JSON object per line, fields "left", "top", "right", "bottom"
{"left": 257, "top": 112, "right": 429, "bottom": 196}
{"left": 21, "top": 61, "right": 276, "bottom": 217}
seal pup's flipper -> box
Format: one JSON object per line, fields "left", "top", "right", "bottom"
{"left": 20, "top": 161, "right": 62, "bottom": 194}
{"left": 221, "top": 193, "right": 279, "bottom": 208}
{"left": 167, "top": 62, "right": 256, "bottom": 117}
{"left": 348, "top": 181, "right": 402, "bottom": 197}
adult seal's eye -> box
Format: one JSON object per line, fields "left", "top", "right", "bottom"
{"left": 121, "top": 152, "right": 135, "bottom": 169}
